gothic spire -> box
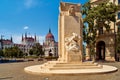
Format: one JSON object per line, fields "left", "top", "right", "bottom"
{"left": 25, "top": 32, "right": 27, "bottom": 38}
{"left": 34, "top": 33, "right": 36, "bottom": 41}
{"left": 22, "top": 34, "right": 24, "bottom": 41}
{"left": 11, "top": 36, "right": 13, "bottom": 42}
{"left": 49, "top": 28, "right": 51, "bottom": 33}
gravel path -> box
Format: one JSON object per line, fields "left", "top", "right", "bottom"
{"left": 0, "top": 61, "right": 120, "bottom": 80}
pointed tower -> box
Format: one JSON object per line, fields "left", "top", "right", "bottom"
{"left": 25, "top": 32, "right": 27, "bottom": 38}
{"left": 22, "top": 34, "right": 24, "bottom": 42}
{"left": 49, "top": 28, "right": 51, "bottom": 33}
{"left": 34, "top": 34, "right": 36, "bottom": 42}
{"left": 10, "top": 36, "right": 13, "bottom": 43}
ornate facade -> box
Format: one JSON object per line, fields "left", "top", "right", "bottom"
{"left": 43, "top": 29, "right": 58, "bottom": 57}
{"left": 86, "top": 0, "right": 120, "bottom": 61}
{"left": 14, "top": 33, "right": 38, "bottom": 55}
{"left": 0, "top": 37, "right": 13, "bottom": 49}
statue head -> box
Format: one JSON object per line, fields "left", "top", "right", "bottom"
{"left": 69, "top": 6, "right": 76, "bottom": 16}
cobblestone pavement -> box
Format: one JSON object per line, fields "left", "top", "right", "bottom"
{"left": 0, "top": 60, "right": 120, "bottom": 80}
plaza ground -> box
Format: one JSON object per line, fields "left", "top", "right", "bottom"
{"left": 0, "top": 60, "right": 120, "bottom": 80}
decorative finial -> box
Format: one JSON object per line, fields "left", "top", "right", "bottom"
{"left": 11, "top": 36, "right": 13, "bottom": 42}
{"left": 49, "top": 28, "right": 51, "bottom": 33}
{"left": 35, "top": 33, "right": 36, "bottom": 41}
{"left": 22, "top": 34, "right": 24, "bottom": 41}
{"left": 25, "top": 32, "right": 27, "bottom": 38}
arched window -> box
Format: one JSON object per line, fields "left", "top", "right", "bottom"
{"left": 99, "top": 27, "right": 103, "bottom": 35}
{"left": 118, "top": 12, "right": 120, "bottom": 19}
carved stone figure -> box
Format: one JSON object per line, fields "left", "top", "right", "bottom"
{"left": 65, "top": 33, "right": 80, "bottom": 52}
{"left": 68, "top": 6, "right": 76, "bottom": 16}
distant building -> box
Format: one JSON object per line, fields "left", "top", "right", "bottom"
{"left": 43, "top": 29, "right": 58, "bottom": 57}
{"left": 21, "top": 33, "right": 37, "bottom": 45}
{"left": 0, "top": 36, "right": 13, "bottom": 49}
{"left": 14, "top": 33, "right": 38, "bottom": 55}
{"left": 14, "top": 44, "right": 26, "bottom": 53}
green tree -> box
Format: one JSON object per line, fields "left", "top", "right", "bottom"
{"left": 32, "top": 43, "right": 44, "bottom": 57}
{"left": 13, "top": 46, "right": 24, "bottom": 58}
{"left": 116, "top": 31, "right": 120, "bottom": 61}
{"left": 3, "top": 46, "right": 23, "bottom": 58}
{"left": 3, "top": 48, "right": 11, "bottom": 57}
{"left": 116, "top": 32, "right": 120, "bottom": 54}
{"left": 82, "top": 1, "right": 118, "bottom": 61}
{"left": 0, "top": 50, "right": 4, "bottom": 57}
{"left": 29, "top": 49, "right": 33, "bottom": 55}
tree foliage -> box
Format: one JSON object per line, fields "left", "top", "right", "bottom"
{"left": 116, "top": 32, "right": 120, "bottom": 53}
{"left": 82, "top": 1, "right": 118, "bottom": 59}
{"left": 29, "top": 49, "right": 33, "bottom": 55}
{"left": 0, "top": 50, "right": 4, "bottom": 57}
{"left": 2, "top": 46, "right": 23, "bottom": 58}
{"left": 29, "top": 43, "right": 44, "bottom": 57}
{"left": 82, "top": 1, "right": 118, "bottom": 44}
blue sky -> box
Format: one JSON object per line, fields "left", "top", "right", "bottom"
{"left": 0, "top": 0, "right": 88, "bottom": 44}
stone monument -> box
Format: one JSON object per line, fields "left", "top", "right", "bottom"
{"left": 58, "top": 2, "right": 83, "bottom": 63}
{"left": 24, "top": 2, "right": 118, "bottom": 75}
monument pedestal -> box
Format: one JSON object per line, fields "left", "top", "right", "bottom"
{"left": 67, "top": 51, "right": 82, "bottom": 63}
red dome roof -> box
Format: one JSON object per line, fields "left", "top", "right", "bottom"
{"left": 46, "top": 28, "right": 54, "bottom": 39}
{"left": 46, "top": 33, "right": 54, "bottom": 39}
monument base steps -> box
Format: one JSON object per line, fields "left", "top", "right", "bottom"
{"left": 40, "top": 61, "right": 102, "bottom": 70}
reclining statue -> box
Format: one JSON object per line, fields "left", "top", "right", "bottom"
{"left": 65, "top": 33, "right": 80, "bottom": 52}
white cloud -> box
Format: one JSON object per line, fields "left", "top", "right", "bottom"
{"left": 24, "top": 0, "right": 38, "bottom": 9}
{"left": 23, "top": 26, "right": 29, "bottom": 30}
